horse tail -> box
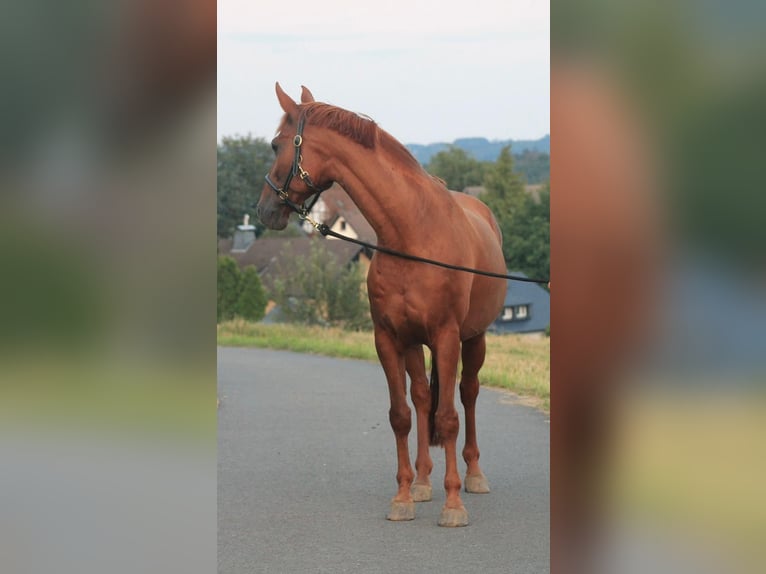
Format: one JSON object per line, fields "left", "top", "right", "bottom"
{"left": 428, "top": 350, "right": 442, "bottom": 446}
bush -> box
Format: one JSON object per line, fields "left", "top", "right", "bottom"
{"left": 236, "top": 266, "right": 268, "bottom": 321}
{"left": 217, "top": 256, "right": 242, "bottom": 322}
{"left": 272, "top": 242, "right": 372, "bottom": 330}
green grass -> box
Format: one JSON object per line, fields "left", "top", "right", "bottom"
{"left": 611, "top": 393, "right": 766, "bottom": 568}
{"left": 218, "top": 320, "right": 550, "bottom": 410}
{"left": 0, "top": 353, "right": 215, "bottom": 441}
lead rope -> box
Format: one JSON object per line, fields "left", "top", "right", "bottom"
{"left": 298, "top": 212, "right": 550, "bottom": 285}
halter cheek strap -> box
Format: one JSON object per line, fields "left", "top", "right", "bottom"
{"left": 264, "top": 114, "right": 326, "bottom": 218}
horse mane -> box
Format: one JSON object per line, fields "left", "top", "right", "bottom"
{"left": 299, "top": 103, "right": 423, "bottom": 171}
{"left": 302, "top": 103, "right": 377, "bottom": 149}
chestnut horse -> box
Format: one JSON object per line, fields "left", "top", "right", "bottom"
{"left": 256, "top": 84, "right": 507, "bottom": 527}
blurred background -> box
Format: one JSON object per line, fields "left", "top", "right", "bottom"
{"left": 551, "top": 1, "right": 766, "bottom": 573}
{"left": 1, "top": 1, "right": 216, "bottom": 573}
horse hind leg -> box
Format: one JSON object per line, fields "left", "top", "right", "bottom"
{"left": 405, "top": 346, "right": 433, "bottom": 502}
{"left": 460, "top": 333, "right": 491, "bottom": 494}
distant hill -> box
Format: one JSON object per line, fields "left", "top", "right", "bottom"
{"left": 406, "top": 135, "right": 550, "bottom": 165}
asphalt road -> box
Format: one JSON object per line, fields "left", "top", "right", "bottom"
{"left": 218, "top": 347, "right": 550, "bottom": 574}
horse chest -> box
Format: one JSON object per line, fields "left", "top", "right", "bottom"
{"left": 368, "top": 270, "right": 465, "bottom": 338}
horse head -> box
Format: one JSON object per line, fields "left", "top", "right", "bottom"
{"left": 255, "top": 83, "right": 331, "bottom": 229}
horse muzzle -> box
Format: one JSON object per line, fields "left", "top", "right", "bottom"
{"left": 255, "top": 198, "right": 290, "bottom": 230}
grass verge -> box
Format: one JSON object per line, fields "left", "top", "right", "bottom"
{"left": 218, "top": 320, "right": 550, "bottom": 411}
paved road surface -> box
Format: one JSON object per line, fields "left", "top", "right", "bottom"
{"left": 218, "top": 347, "right": 549, "bottom": 574}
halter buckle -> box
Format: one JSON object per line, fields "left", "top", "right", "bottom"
{"left": 298, "top": 211, "right": 321, "bottom": 231}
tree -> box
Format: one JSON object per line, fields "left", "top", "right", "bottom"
{"left": 217, "top": 135, "right": 274, "bottom": 238}
{"left": 483, "top": 145, "right": 527, "bottom": 204}
{"left": 236, "top": 266, "right": 268, "bottom": 321}
{"left": 500, "top": 183, "right": 550, "bottom": 284}
{"left": 425, "top": 147, "right": 488, "bottom": 191}
{"left": 217, "top": 256, "right": 242, "bottom": 321}
{"left": 481, "top": 147, "right": 550, "bottom": 284}
{"left": 513, "top": 150, "right": 550, "bottom": 185}
{"left": 272, "top": 242, "right": 371, "bottom": 330}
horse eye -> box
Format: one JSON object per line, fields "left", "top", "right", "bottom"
{"left": 271, "top": 140, "right": 278, "bottom": 153}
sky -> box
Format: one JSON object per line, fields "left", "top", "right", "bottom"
{"left": 218, "top": 0, "right": 549, "bottom": 145}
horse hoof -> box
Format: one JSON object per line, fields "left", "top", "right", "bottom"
{"left": 387, "top": 501, "right": 416, "bottom": 521}
{"left": 464, "top": 473, "right": 490, "bottom": 494}
{"left": 438, "top": 506, "right": 469, "bottom": 527}
{"left": 411, "top": 483, "right": 432, "bottom": 502}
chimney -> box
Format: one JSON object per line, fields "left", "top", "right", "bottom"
{"left": 231, "top": 214, "right": 256, "bottom": 252}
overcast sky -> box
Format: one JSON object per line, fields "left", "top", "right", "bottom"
{"left": 218, "top": 0, "right": 549, "bottom": 144}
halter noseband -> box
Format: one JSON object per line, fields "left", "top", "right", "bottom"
{"left": 264, "top": 113, "right": 326, "bottom": 219}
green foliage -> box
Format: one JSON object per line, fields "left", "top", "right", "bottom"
{"left": 0, "top": 225, "right": 104, "bottom": 351}
{"left": 272, "top": 242, "right": 372, "bottom": 330}
{"left": 236, "top": 266, "right": 268, "bottom": 321}
{"left": 217, "top": 256, "right": 242, "bottom": 322}
{"left": 217, "top": 135, "right": 273, "bottom": 238}
{"left": 217, "top": 257, "right": 268, "bottom": 322}
{"left": 483, "top": 146, "right": 527, "bottom": 203}
{"left": 513, "top": 150, "right": 550, "bottom": 185}
{"left": 482, "top": 147, "right": 550, "bottom": 283}
{"left": 425, "top": 147, "right": 489, "bottom": 191}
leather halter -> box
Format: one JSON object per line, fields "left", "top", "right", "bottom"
{"left": 264, "top": 113, "right": 326, "bottom": 217}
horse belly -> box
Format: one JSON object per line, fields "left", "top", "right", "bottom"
{"left": 461, "top": 275, "right": 506, "bottom": 339}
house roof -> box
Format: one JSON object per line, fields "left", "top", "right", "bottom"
{"left": 490, "top": 271, "right": 550, "bottom": 334}
{"left": 314, "top": 184, "right": 376, "bottom": 243}
{"left": 218, "top": 236, "right": 366, "bottom": 290}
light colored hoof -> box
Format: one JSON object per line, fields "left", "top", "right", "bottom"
{"left": 411, "top": 483, "right": 432, "bottom": 502}
{"left": 387, "top": 500, "right": 416, "bottom": 521}
{"left": 438, "top": 506, "right": 469, "bottom": 527}
{"left": 464, "top": 473, "right": 490, "bottom": 494}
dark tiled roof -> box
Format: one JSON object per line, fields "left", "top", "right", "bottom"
{"left": 489, "top": 271, "right": 550, "bottom": 334}
{"left": 218, "top": 236, "right": 365, "bottom": 290}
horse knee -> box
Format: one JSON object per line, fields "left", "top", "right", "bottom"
{"left": 459, "top": 379, "right": 479, "bottom": 407}
{"left": 410, "top": 379, "right": 430, "bottom": 410}
{"left": 434, "top": 410, "right": 459, "bottom": 442}
{"left": 389, "top": 405, "right": 412, "bottom": 435}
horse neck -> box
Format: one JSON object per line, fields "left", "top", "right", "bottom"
{"left": 323, "top": 134, "right": 446, "bottom": 248}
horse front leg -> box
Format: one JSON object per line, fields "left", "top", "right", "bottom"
{"left": 431, "top": 331, "right": 468, "bottom": 527}
{"left": 460, "top": 333, "right": 490, "bottom": 494}
{"left": 405, "top": 346, "right": 433, "bottom": 502}
{"left": 375, "top": 328, "right": 416, "bottom": 521}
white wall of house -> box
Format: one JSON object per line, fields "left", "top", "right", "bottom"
{"left": 328, "top": 216, "right": 358, "bottom": 240}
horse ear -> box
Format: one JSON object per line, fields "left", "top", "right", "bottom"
{"left": 275, "top": 82, "right": 298, "bottom": 116}
{"left": 300, "top": 85, "right": 315, "bottom": 103}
